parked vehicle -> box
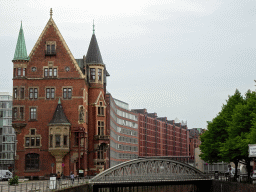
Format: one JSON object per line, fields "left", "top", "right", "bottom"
{"left": 0, "top": 170, "right": 13, "bottom": 181}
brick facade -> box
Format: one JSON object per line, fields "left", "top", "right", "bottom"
{"left": 132, "top": 109, "right": 189, "bottom": 158}
{"left": 12, "top": 14, "right": 109, "bottom": 178}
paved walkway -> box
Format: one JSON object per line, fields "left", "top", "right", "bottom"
{"left": 0, "top": 178, "right": 88, "bottom": 192}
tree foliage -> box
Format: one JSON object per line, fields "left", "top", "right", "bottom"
{"left": 200, "top": 89, "right": 256, "bottom": 180}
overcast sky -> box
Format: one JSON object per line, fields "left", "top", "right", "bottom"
{"left": 1, "top": 0, "right": 256, "bottom": 129}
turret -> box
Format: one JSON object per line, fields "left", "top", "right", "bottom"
{"left": 13, "top": 22, "right": 29, "bottom": 78}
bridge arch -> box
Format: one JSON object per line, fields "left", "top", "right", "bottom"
{"left": 90, "top": 158, "right": 208, "bottom": 183}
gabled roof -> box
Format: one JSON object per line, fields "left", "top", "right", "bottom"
{"left": 85, "top": 34, "right": 103, "bottom": 64}
{"left": 49, "top": 99, "right": 70, "bottom": 125}
{"left": 13, "top": 22, "right": 29, "bottom": 61}
{"left": 28, "top": 11, "right": 85, "bottom": 78}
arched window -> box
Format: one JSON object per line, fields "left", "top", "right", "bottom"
{"left": 25, "top": 153, "right": 39, "bottom": 170}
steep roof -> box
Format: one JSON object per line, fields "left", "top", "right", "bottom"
{"left": 85, "top": 34, "right": 103, "bottom": 64}
{"left": 28, "top": 9, "right": 85, "bottom": 78}
{"left": 49, "top": 99, "right": 70, "bottom": 125}
{"left": 13, "top": 22, "right": 29, "bottom": 61}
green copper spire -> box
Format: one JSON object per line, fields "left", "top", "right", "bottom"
{"left": 13, "top": 21, "right": 29, "bottom": 61}
{"left": 93, "top": 20, "right": 95, "bottom": 34}
{"left": 58, "top": 98, "right": 61, "bottom": 104}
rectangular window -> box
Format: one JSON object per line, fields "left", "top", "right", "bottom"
{"left": 46, "top": 88, "right": 50, "bottom": 99}
{"left": 46, "top": 88, "right": 55, "bottom": 99}
{"left": 47, "top": 45, "right": 51, "bottom": 54}
{"left": 13, "top": 107, "right": 17, "bottom": 120}
{"left": 98, "top": 121, "right": 104, "bottom": 136}
{"left": 14, "top": 68, "right": 16, "bottom": 77}
{"left": 50, "top": 135, "right": 53, "bottom": 147}
{"left": 25, "top": 137, "right": 30, "bottom": 147}
{"left": 23, "top": 68, "right": 26, "bottom": 76}
{"left": 44, "top": 68, "right": 48, "bottom": 77}
{"left": 49, "top": 68, "right": 52, "bottom": 77}
{"left": 90, "top": 68, "right": 96, "bottom": 81}
{"left": 98, "top": 102, "right": 104, "bottom": 115}
{"left": 63, "top": 88, "right": 67, "bottom": 99}
{"left": 53, "top": 68, "right": 57, "bottom": 77}
{"left": 20, "top": 107, "right": 24, "bottom": 120}
{"left": 30, "top": 107, "right": 37, "bottom": 120}
{"left": 55, "top": 135, "right": 60, "bottom": 147}
{"left": 18, "top": 68, "right": 21, "bottom": 76}
{"left": 13, "top": 88, "right": 17, "bottom": 99}
{"left": 20, "top": 88, "right": 24, "bottom": 99}
{"left": 34, "top": 88, "right": 38, "bottom": 99}
{"left": 31, "top": 129, "right": 35, "bottom": 135}
{"left": 98, "top": 69, "right": 102, "bottom": 81}
{"left": 68, "top": 88, "right": 72, "bottom": 99}
{"left": 29, "top": 88, "right": 38, "bottom": 99}
{"left": 31, "top": 137, "right": 35, "bottom": 146}
{"left": 51, "top": 88, "right": 55, "bottom": 99}
{"left": 29, "top": 88, "right": 33, "bottom": 99}
{"left": 36, "top": 137, "right": 40, "bottom": 146}
{"left": 64, "top": 135, "right": 68, "bottom": 146}
{"left": 51, "top": 44, "right": 55, "bottom": 53}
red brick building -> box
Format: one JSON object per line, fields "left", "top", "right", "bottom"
{"left": 12, "top": 10, "right": 110, "bottom": 179}
{"left": 106, "top": 94, "right": 139, "bottom": 167}
{"left": 188, "top": 128, "right": 205, "bottom": 159}
{"left": 132, "top": 109, "right": 189, "bottom": 158}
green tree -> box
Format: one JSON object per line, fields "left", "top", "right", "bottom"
{"left": 200, "top": 89, "right": 244, "bottom": 174}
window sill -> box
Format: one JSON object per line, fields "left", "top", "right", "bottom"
{"left": 24, "top": 170, "right": 40, "bottom": 173}
{"left": 97, "top": 114, "right": 105, "bottom": 117}
{"left": 25, "top": 146, "right": 40, "bottom": 148}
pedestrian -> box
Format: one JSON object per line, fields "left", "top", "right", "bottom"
{"left": 70, "top": 172, "right": 74, "bottom": 185}
{"left": 57, "top": 171, "right": 61, "bottom": 187}
{"left": 61, "top": 172, "right": 64, "bottom": 179}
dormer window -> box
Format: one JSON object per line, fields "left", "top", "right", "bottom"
{"left": 45, "top": 41, "right": 56, "bottom": 56}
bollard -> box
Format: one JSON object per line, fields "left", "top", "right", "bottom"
{"left": 20, "top": 183, "right": 22, "bottom": 192}
{"left": 26, "top": 183, "right": 27, "bottom": 192}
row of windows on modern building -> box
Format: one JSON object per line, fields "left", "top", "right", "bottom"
{"left": 110, "top": 120, "right": 137, "bottom": 136}
{"left": 0, "top": 144, "right": 15, "bottom": 152}
{"left": 0, "top": 102, "right": 12, "bottom": 109}
{"left": 13, "top": 87, "right": 73, "bottom": 100}
{"left": 0, "top": 127, "right": 15, "bottom": 134}
{"left": 13, "top": 66, "right": 104, "bottom": 82}
{"left": 110, "top": 100, "right": 138, "bottom": 121}
{"left": 110, "top": 131, "right": 138, "bottom": 144}
{"left": 110, "top": 140, "right": 138, "bottom": 152}
{"left": 110, "top": 150, "right": 138, "bottom": 160}
{"left": 110, "top": 111, "right": 138, "bottom": 129}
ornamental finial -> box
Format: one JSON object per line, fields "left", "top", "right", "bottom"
{"left": 50, "top": 8, "right": 53, "bottom": 18}
{"left": 93, "top": 20, "right": 95, "bottom": 34}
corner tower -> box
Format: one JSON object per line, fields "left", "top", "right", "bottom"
{"left": 86, "top": 22, "right": 110, "bottom": 175}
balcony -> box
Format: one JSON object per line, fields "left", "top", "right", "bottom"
{"left": 45, "top": 50, "right": 56, "bottom": 56}
{"left": 94, "top": 135, "right": 110, "bottom": 140}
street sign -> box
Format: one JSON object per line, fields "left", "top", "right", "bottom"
{"left": 249, "top": 144, "right": 256, "bottom": 157}
{"left": 51, "top": 163, "right": 54, "bottom": 167}
{"left": 62, "top": 163, "right": 65, "bottom": 167}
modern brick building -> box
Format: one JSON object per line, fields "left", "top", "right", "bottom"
{"left": 132, "top": 109, "right": 189, "bottom": 159}
{"left": 12, "top": 10, "right": 110, "bottom": 179}
{"left": 0, "top": 93, "right": 15, "bottom": 171}
{"left": 106, "top": 94, "right": 139, "bottom": 167}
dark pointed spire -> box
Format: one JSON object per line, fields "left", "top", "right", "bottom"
{"left": 13, "top": 21, "right": 29, "bottom": 61}
{"left": 85, "top": 21, "right": 103, "bottom": 64}
{"left": 49, "top": 100, "right": 71, "bottom": 125}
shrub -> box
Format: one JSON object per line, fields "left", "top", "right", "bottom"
{"left": 8, "top": 176, "right": 19, "bottom": 185}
